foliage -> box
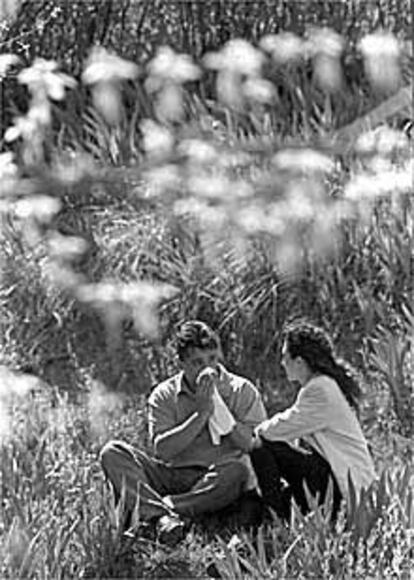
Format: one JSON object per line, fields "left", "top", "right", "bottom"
{"left": 211, "top": 466, "right": 413, "bottom": 579}
{"left": 0, "top": 371, "right": 412, "bottom": 579}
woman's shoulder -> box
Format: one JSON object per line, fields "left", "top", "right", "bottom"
{"left": 305, "top": 374, "right": 341, "bottom": 398}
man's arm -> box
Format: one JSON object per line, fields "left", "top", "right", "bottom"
{"left": 154, "top": 408, "right": 209, "bottom": 461}
{"left": 149, "top": 380, "right": 214, "bottom": 462}
{"left": 222, "top": 380, "right": 268, "bottom": 452}
{"left": 225, "top": 422, "right": 254, "bottom": 452}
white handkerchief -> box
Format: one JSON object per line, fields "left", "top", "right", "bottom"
{"left": 208, "top": 386, "right": 236, "bottom": 445}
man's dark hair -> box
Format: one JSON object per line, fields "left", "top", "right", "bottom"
{"left": 176, "top": 320, "right": 220, "bottom": 361}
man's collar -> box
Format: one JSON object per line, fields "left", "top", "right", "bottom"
{"left": 177, "top": 371, "right": 194, "bottom": 395}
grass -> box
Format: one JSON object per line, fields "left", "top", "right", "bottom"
{"left": 1, "top": 375, "right": 412, "bottom": 578}
{"left": 0, "top": 3, "right": 413, "bottom": 578}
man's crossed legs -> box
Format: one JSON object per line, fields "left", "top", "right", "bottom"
{"left": 100, "top": 440, "right": 249, "bottom": 541}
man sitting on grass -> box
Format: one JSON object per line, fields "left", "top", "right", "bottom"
{"left": 100, "top": 320, "right": 267, "bottom": 545}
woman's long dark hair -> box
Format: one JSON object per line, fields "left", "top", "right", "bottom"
{"left": 282, "top": 321, "right": 362, "bottom": 412}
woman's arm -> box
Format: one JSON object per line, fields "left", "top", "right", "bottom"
{"left": 256, "top": 380, "right": 329, "bottom": 441}
{"left": 224, "top": 380, "right": 268, "bottom": 451}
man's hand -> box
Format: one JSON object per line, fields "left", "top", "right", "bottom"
{"left": 195, "top": 367, "right": 217, "bottom": 417}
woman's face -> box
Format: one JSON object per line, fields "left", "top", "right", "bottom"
{"left": 281, "top": 341, "right": 300, "bottom": 383}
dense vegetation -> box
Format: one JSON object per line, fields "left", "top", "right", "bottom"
{"left": 0, "top": 1, "right": 413, "bottom": 578}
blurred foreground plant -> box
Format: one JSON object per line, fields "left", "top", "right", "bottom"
{"left": 0, "top": 29, "right": 411, "bottom": 399}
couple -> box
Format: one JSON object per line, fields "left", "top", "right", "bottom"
{"left": 100, "top": 319, "right": 376, "bottom": 543}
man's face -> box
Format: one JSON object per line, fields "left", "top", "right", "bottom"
{"left": 181, "top": 347, "right": 221, "bottom": 389}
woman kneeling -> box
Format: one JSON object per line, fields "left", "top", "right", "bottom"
{"left": 251, "top": 321, "right": 377, "bottom": 522}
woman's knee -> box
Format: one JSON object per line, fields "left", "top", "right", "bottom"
{"left": 99, "top": 440, "right": 132, "bottom": 469}
{"left": 250, "top": 444, "right": 277, "bottom": 469}
{"left": 219, "top": 460, "right": 250, "bottom": 488}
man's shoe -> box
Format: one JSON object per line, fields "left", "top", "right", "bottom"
{"left": 122, "top": 517, "right": 158, "bottom": 543}
{"left": 157, "top": 514, "right": 186, "bottom": 547}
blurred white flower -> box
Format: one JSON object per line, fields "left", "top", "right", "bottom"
{"left": 188, "top": 175, "right": 252, "bottom": 201}
{"left": 286, "top": 185, "right": 316, "bottom": 221}
{"left": 216, "top": 70, "right": 244, "bottom": 110}
{"left": 146, "top": 47, "right": 200, "bottom": 122}
{"left": 359, "top": 31, "right": 401, "bottom": 93}
{"left": 307, "top": 28, "right": 344, "bottom": 59}
{"left": 77, "top": 280, "right": 178, "bottom": 338}
{"left": 236, "top": 204, "right": 266, "bottom": 233}
{"left": 205, "top": 39, "right": 266, "bottom": 110}
{"left": 53, "top": 152, "right": 95, "bottom": 184}
{"left": 91, "top": 82, "right": 123, "bottom": 125}
{"left": 273, "top": 149, "right": 334, "bottom": 173}
{"left": 145, "top": 164, "right": 181, "bottom": 197}
{"left": 308, "top": 28, "right": 344, "bottom": 93}
{"left": 77, "top": 281, "right": 119, "bottom": 303}
{"left": 236, "top": 203, "right": 287, "bottom": 235}
{"left": 0, "top": 152, "right": 18, "bottom": 179}
{"left": 155, "top": 81, "right": 185, "bottom": 122}
{"left": 0, "top": 53, "right": 19, "bottom": 78}
{"left": 174, "top": 197, "right": 210, "bottom": 217}
{"left": 47, "top": 232, "right": 88, "bottom": 260}
{"left": 402, "top": 39, "right": 413, "bottom": 57}
{"left": 0, "top": 366, "right": 39, "bottom": 398}
{"left": 205, "top": 39, "right": 264, "bottom": 77}
{"left": 88, "top": 380, "right": 124, "bottom": 437}
{"left": 0, "top": 152, "right": 19, "bottom": 197}
{"left": 14, "top": 195, "right": 61, "bottom": 221}
{"left": 28, "top": 99, "right": 52, "bottom": 125}
{"left": 217, "top": 151, "right": 252, "bottom": 169}
{"left": 141, "top": 119, "right": 174, "bottom": 159}
{"left": 123, "top": 282, "right": 178, "bottom": 339}
{"left": 18, "top": 58, "right": 76, "bottom": 100}
{"left": 5, "top": 97, "right": 54, "bottom": 142}
{"left": 188, "top": 175, "right": 227, "bottom": 199}
{"left": 82, "top": 46, "right": 139, "bottom": 85}
{"left": 345, "top": 161, "right": 413, "bottom": 200}
{"left": 311, "top": 210, "right": 339, "bottom": 258}
{"left": 146, "top": 46, "right": 201, "bottom": 87}
{"left": 260, "top": 32, "right": 305, "bottom": 64}
{"left": 178, "top": 139, "right": 217, "bottom": 164}
{"left": 243, "top": 77, "right": 275, "bottom": 104}
{"left": 0, "top": 0, "right": 20, "bottom": 21}
{"left": 42, "top": 260, "right": 84, "bottom": 289}
{"left": 4, "top": 114, "right": 39, "bottom": 142}
{"left": 82, "top": 47, "right": 138, "bottom": 124}
{"left": 174, "top": 198, "right": 229, "bottom": 235}
{"left": 0, "top": 366, "right": 40, "bottom": 442}
{"left": 275, "top": 236, "right": 303, "bottom": 275}
{"left": 355, "top": 126, "right": 409, "bottom": 156}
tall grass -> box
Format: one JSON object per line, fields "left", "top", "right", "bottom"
{"left": 0, "top": 369, "right": 412, "bottom": 578}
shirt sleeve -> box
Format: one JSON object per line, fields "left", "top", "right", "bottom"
{"left": 231, "top": 380, "right": 268, "bottom": 428}
{"left": 147, "top": 383, "right": 176, "bottom": 444}
{"left": 256, "top": 380, "right": 329, "bottom": 441}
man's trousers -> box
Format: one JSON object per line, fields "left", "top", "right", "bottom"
{"left": 100, "top": 440, "right": 249, "bottom": 522}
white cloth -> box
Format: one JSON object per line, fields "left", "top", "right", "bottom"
{"left": 208, "top": 386, "right": 236, "bottom": 445}
{"left": 208, "top": 386, "right": 259, "bottom": 492}
{"left": 256, "top": 375, "right": 377, "bottom": 506}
